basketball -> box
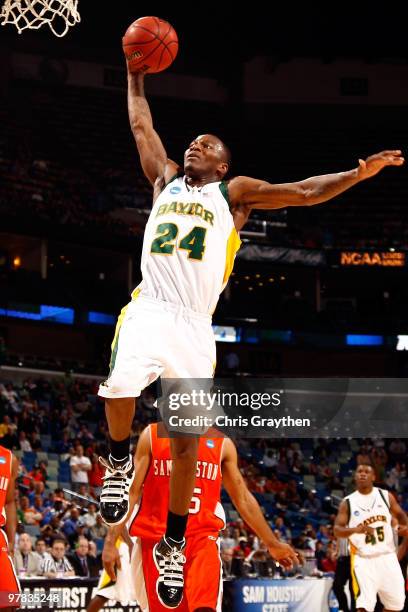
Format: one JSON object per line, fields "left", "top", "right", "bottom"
{"left": 122, "top": 16, "right": 178, "bottom": 74}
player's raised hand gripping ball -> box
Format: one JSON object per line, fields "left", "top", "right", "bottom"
{"left": 122, "top": 16, "right": 178, "bottom": 74}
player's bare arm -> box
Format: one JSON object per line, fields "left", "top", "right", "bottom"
{"left": 334, "top": 500, "right": 375, "bottom": 538}
{"left": 228, "top": 150, "right": 404, "bottom": 231}
{"left": 221, "top": 439, "right": 298, "bottom": 568}
{"left": 103, "top": 427, "right": 152, "bottom": 580}
{"left": 127, "top": 68, "right": 179, "bottom": 198}
{"left": 389, "top": 492, "right": 408, "bottom": 537}
{"left": 4, "top": 455, "right": 18, "bottom": 556}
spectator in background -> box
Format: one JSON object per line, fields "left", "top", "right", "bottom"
{"left": 320, "top": 541, "right": 337, "bottom": 573}
{"left": 77, "top": 424, "right": 94, "bottom": 447}
{"left": 40, "top": 538, "right": 74, "bottom": 578}
{"left": 14, "top": 532, "right": 42, "bottom": 577}
{"left": 41, "top": 516, "right": 65, "bottom": 547}
{"left": 70, "top": 444, "right": 91, "bottom": 491}
{"left": 67, "top": 536, "right": 100, "bottom": 577}
{"left": 0, "top": 415, "right": 11, "bottom": 438}
{"left": 220, "top": 526, "right": 237, "bottom": 552}
{"left": 315, "top": 541, "right": 326, "bottom": 568}
{"left": 19, "top": 495, "right": 42, "bottom": 526}
{"left": 317, "top": 524, "right": 331, "bottom": 546}
{"left": 28, "top": 481, "right": 46, "bottom": 505}
{"left": 88, "top": 453, "right": 104, "bottom": 489}
{"left": 356, "top": 444, "right": 371, "bottom": 466}
{"left": 34, "top": 537, "right": 52, "bottom": 564}
{"left": 62, "top": 507, "right": 82, "bottom": 547}
{"left": 371, "top": 444, "right": 387, "bottom": 483}
{"left": 303, "top": 491, "right": 322, "bottom": 515}
{"left": 88, "top": 539, "right": 99, "bottom": 558}
{"left": 274, "top": 517, "right": 292, "bottom": 541}
{"left": 233, "top": 537, "right": 252, "bottom": 560}
{"left": 90, "top": 514, "right": 108, "bottom": 540}
{"left": 18, "top": 432, "right": 32, "bottom": 452}
{"left": 55, "top": 431, "right": 71, "bottom": 458}
{"left": 32, "top": 494, "right": 46, "bottom": 525}
{"left": 387, "top": 462, "right": 404, "bottom": 492}
{"left": 38, "top": 461, "right": 48, "bottom": 482}
{"left": 389, "top": 439, "right": 407, "bottom": 463}
{"left": 28, "top": 466, "right": 45, "bottom": 486}
{"left": 82, "top": 503, "right": 98, "bottom": 530}
{"left": 263, "top": 449, "right": 278, "bottom": 469}
{"left": 1, "top": 421, "right": 19, "bottom": 449}
{"left": 30, "top": 431, "right": 42, "bottom": 451}
{"left": 1, "top": 383, "right": 19, "bottom": 412}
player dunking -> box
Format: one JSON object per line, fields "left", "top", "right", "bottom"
{"left": 0, "top": 444, "right": 20, "bottom": 612}
{"left": 334, "top": 463, "right": 408, "bottom": 612}
{"left": 97, "top": 58, "right": 404, "bottom": 607}
{"left": 101, "top": 423, "right": 298, "bottom": 611}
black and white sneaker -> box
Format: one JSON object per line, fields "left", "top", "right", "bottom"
{"left": 153, "top": 536, "right": 186, "bottom": 608}
{"left": 99, "top": 454, "right": 135, "bottom": 525}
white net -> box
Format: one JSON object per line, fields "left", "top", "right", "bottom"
{"left": 1, "top": 0, "right": 80, "bottom": 37}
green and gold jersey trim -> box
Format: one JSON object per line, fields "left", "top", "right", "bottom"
{"left": 223, "top": 227, "right": 241, "bottom": 286}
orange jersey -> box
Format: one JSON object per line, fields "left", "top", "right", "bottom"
{"left": 0, "top": 445, "right": 12, "bottom": 528}
{"left": 130, "top": 424, "right": 226, "bottom": 539}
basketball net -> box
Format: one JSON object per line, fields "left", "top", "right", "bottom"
{"left": 1, "top": 0, "right": 80, "bottom": 37}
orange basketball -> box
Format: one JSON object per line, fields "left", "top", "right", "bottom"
{"left": 122, "top": 16, "right": 178, "bottom": 74}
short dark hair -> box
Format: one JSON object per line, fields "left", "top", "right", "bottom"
{"left": 356, "top": 460, "right": 375, "bottom": 471}
{"left": 52, "top": 537, "right": 67, "bottom": 547}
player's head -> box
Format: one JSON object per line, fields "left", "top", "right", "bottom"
{"left": 354, "top": 462, "right": 376, "bottom": 490}
{"left": 184, "top": 134, "right": 231, "bottom": 180}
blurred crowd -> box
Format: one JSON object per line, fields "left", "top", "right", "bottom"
{"left": 1, "top": 375, "right": 408, "bottom": 580}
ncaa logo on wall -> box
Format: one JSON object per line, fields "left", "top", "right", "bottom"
{"left": 0, "top": 457, "right": 6, "bottom": 464}
{"left": 170, "top": 186, "right": 181, "bottom": 194}
{"left": 354, "top": 510, "right": 360, "bottom": 516}
{"left": 206, "top": 440, "right": 215, "bottom": 448}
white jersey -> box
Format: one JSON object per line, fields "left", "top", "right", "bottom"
{"left": 347, "top": 487, "right": 395, "bottom": 556}
{"left": 132, "top": 175, "right": 241, "bottom": 315}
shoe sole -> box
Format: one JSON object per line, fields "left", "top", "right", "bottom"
{"left": 99, "top": 465, "right": 136, "bottom": 526}
{"left": 153, "top": 542, "right": 183, "bottom": 609}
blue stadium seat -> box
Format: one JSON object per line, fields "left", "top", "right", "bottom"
{"left": 24, "top": 525, "right": 41, "bottom": 539}
{"left": 23, "top": 451, "right": 37, "bottom": 470}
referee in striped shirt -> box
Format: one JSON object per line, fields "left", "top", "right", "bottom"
{"left": 333, "top": 537, "right": 355, "bottom": 612}
{"left": 40, "top": 538, "right": 75, "bottom": 578}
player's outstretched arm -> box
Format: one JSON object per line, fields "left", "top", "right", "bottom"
{"left": 221, "top": 439, "right": 298, "bottom": 568}
{"left": 103, "top": 427, "right": 151, "bottom": 580}
{"left": 229, "top": 150, "right": 404, "bottom": 228}
{"left": 5, "top": 454, "right": 18, "bottom": 556}
{"left": 127, "top": 66, "right": 179, "bottom": 193}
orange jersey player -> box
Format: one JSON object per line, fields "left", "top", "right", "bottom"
{"left": 0, "top": 445, "right": 20, "bottom": 611}
{"left": 102, "top": 424, "right": 298, "bottom": 612}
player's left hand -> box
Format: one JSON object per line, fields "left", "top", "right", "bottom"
{"left": 268, "top": 542, "right": 299, "bottom": 569}
{"left": 358, "top": 150, "right": 404, "bottom": 179}
{"left": 102, "top": 542, "right": 121, "bottom": 581}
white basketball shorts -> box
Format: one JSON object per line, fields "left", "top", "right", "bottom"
{"left": 98, "top": 295, "right": 216, "bottom": 400}
{"left": 94, "top": 539, "right": 139, "bottom": 605}
{"left": 352, "top": 552, "right": 405, "bottom": 611}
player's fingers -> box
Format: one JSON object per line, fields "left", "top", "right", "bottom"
{"left": 116, "top": 556, "right": 122, "bottom": 571}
